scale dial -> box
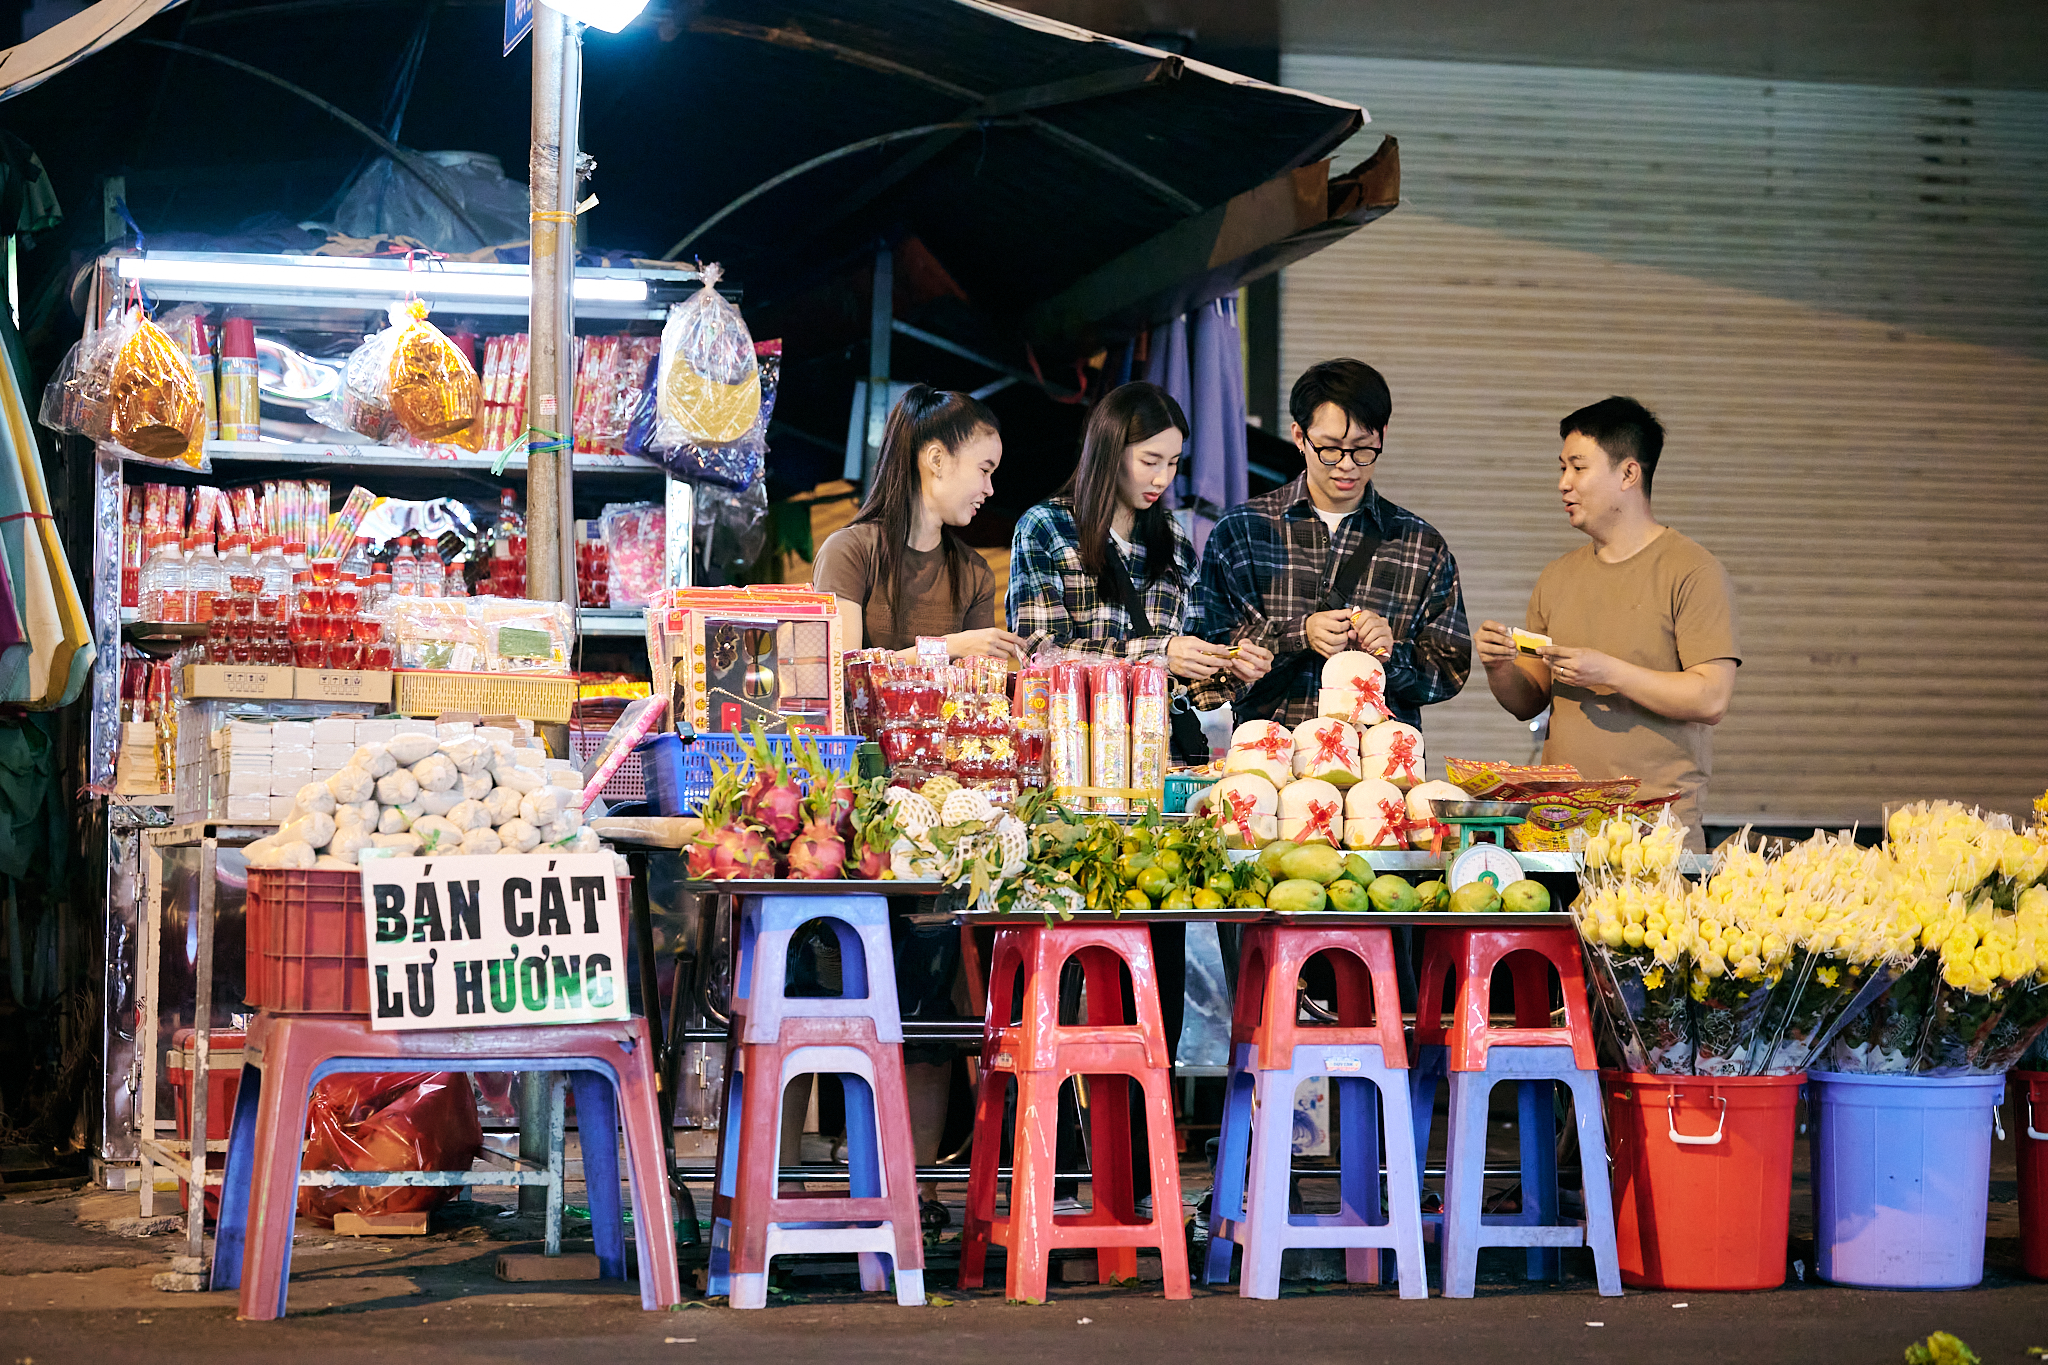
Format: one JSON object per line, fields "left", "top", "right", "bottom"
{"left": 1448, "top": 841, "right": 1522, "bottom": 894}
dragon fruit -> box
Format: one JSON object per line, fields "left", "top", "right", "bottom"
{"left": 784, "top": 764, "right": 849, "bottom": 879}
{"left": 738, "top": 725, "right": 806, "bottom": 845}
{"left": 847, "top": 779, "right": 903, "bottom": 880}
{"left": 686, "top": 758, "right": 777, "bottom": 879}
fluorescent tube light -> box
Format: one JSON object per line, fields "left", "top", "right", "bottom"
{"left": 116, "top": 256, "right": 648, "bottom": 304}
{"left": 547, "top": 0, "right": 650, "bottom": 34}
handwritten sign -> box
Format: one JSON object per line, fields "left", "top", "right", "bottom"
{"left": 361, "top": 854, "right": 627, "bottom": 1031}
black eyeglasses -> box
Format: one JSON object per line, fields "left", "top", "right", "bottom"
{"left": 1302, "top": 439, "right": 1382, "bottom": 468}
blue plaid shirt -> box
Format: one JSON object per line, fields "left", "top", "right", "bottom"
{"left": 1190, "top": 475, "right": 1471, "bottom": 726}
{"left": 1006, "top": 497, "right": 1197, "bottom": 662}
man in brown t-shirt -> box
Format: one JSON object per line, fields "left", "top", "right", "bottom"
{"left": 1478, "top": 397, "right": 1741, "bottom": 848}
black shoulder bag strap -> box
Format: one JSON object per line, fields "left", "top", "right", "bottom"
{"left": 1232, "top": 516, "right": 1383, "bottom": 719}
{"left": 1101, "top": 542, "right": 1213, "bottom": 763}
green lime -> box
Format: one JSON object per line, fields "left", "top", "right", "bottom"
{"left": 1114, "top": 852, "right": 1155, "bottom": 882}
{"left": 1204, "top": 871, "right": 1236, "bottom": 898}
{"left": 1136, "top": 866, "right": 1175, "bottom": 901}
{"left": 1151, "top": 848, "right": 1185, "bottom": 878}
{"left": 1160, "top": 885, "right": 1196, "bottom": 910}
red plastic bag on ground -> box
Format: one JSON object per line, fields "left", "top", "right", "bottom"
{"left": 298, "top": 1072, "right": 484, "bottom": 1224}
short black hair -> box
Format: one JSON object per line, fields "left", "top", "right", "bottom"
{"left": 1289, "top": 359, "right": 1391, "bottom": 439}
{"left": 1561, "top": 396, "right": 1664, "bottom": 498}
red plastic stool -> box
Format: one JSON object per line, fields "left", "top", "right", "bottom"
{"left": 958, "top": 924, "right": 1190, "bottom": 1302}
{"left": 1415, "top": 927, "right": 1597, "bottom": 1071}
{"left": 706, "top": 1011, "right": 926, "bottom": 1308}
{"left": 217, "top": 1011, "right": 680, "bottom": 1319}
{"left": 1230, "top": 924, "right": 1409, "bottom": 1070}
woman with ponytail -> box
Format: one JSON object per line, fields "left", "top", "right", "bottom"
{"left": 813, "top": 384, "right": 1026, "bottom": 661}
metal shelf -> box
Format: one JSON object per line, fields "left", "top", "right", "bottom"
{"left": 116, "top": 441, "right": 668, "bottom": 476}
{"left": 121, "top": 604, "right": 645, "bottom": 637}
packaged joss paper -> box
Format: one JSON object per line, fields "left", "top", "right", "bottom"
{"left": 654, "top": 264, "right": 761, "bottom": 452}
{"left": 108, "top": 311, "right": 207, "bottom": 467}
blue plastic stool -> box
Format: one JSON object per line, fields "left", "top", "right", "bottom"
{"left": 1409, "top": 1041, "right": 1566, "bottom": 1281}
{"left": 1436, "top": 1046, "right": 1621, "bottom": 1297}
{"left": 1206, "top": 1040, "right": 1428, "bottom": 1299}
{"left": 733, "top": 894, "right": 902, "bottom": 1045}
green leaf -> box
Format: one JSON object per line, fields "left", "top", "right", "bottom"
{"left": 927, "top": 1295, "right": 957, "bottom": 1307}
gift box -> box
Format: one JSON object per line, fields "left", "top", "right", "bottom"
{"left": 659, "top": 586, "right": 845, "bottom": 735}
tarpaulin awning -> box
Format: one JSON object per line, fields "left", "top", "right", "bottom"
{"left": 0, "top": 0, "right": 184, "bottom": 102}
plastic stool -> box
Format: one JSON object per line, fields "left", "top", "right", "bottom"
{"left": 211, "top": 1011, "right": 680, "bottom": 1319}
{"left": 733, "top": 894, "right": 903, "bottom": 1045}
{"left": 706, "top": 1013, "right": 925, "bottom": 1309}
{"left": 1415, "top": 927, "right": 1597, "bottom": 1071}
{"left": 959, "top": 924, "right": 1190, "bottom": 1302}
{"left": 1205, "top": 925, "right": 1424, "bottom": 1298}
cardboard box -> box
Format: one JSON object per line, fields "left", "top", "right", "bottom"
{"left": 294, "top": 670, "right": 394, "bottom": 705}
{"left": 185, "top": 665, "right": 296, "bottom": 700}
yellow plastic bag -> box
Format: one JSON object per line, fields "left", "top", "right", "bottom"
{"left": 109, "top": 312, "right": 205, "bottom": 466}
{"left": 386, "top": 300, "right": 480, "bottom": 441}
{"left": 654, "top": 263, "right": 760, "bottom": 447}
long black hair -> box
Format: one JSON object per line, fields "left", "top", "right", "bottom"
{"left": 849, "top": 383, "right": 1000, "bottom": 627}
{"left": 1061, "top": 381, "right": 1187, "bottom": 587}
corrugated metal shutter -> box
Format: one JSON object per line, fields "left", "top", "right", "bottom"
{"left": 1276, "top": 56, "right": 2048, "bottom": 826}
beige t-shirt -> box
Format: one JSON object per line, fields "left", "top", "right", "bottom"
{"left": 1527, "top": 528, "right": 1741, "bottom": 844}
{"left": 811, "top": 521, "right": 997, "bottom": 651}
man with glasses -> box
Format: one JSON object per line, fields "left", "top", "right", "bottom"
{"left": 1191, "top": 358, "right": 1470, "bottom": 728}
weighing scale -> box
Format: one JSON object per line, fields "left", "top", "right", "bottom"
{"left": 1428, "top": 799, "right": 1534, "bottom": 891}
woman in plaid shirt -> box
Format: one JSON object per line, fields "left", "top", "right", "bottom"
{"left": 1005, "top": 382, "right": 1275, "bottom": 687}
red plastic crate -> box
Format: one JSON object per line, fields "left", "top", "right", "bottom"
{"left": 245, "top": 868, "right": 371, "bottom": 1014}
{"left": 571, "top": 728, "right": 645, "bottom": 803}
{"left": 168, "top": 1028, "right": 245, "bottom": 1214}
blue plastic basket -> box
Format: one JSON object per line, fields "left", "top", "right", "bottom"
{"left": 640, "top": 732, "right": 862, "bottom": 817}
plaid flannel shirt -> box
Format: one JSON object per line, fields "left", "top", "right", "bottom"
{"left": 1005, "top": 497, "right": 1197, "bottom": 663}
{"left": 1190, "top": 475, "right": 1471, "bottom": 727}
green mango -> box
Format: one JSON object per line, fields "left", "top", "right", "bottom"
{"left": 1501, "top": 879, "right": 1553, "bottom": 914}
{"left": 1412, "top": 879, "right": 1449, "bottom": 913}
{"left": 1367, "top": 874, "right": 1420, "bottom": 913}
{"left": 1341, "top": 853, "right": 1376, "bottom": 886}
{"left": 1279, "top": 843, "right": 1344, "bottom": 886}
{"left": 1256, "top": 840, "right": 1300, "bottom": 880}
{"left": 1265, "top": 878, "right": 1328, "bottom": 914}
{"left": 1450, "top": 880, "right": 1502, "bottom": 914}
{"left": 1325, "top": 878, "right": 1371, "bottom": 913}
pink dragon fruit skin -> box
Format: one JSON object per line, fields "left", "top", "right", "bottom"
{"left": 745, "top": 780, "right": 806, "bottom": 845}
{"left": 852, "top": 839, "right": 887, "bottom": 880}
{"left": 721, "top": 823, "right": 776, "bottom": 879}
{"left": 785, "top": 821, "right": 848, "bottom": 879}
{"left": 829, "top": 781, "right": 857, "bottom": 838}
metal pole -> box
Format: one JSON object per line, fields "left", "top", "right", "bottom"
{"left": 556, "top": 21, "right": 582, "bottom": 618}
{"left": 863, "top": 243, "right": 892, "bottom": 486}
{"left": 526, "top": 4, "right": 568, "bottom": 605}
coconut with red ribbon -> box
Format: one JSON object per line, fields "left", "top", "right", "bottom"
{"left": 1278, "top": 777, "right": 1344, "bottom": 847}
{"left": 1223, "top": 719, "right": 1293, "bottom": 787}
{"left": 1318, "top": 651, "right": 1391, "bottom": 726}
{"left": 1290, "top": 716, "right": 1362, "bottom": 787}
{"left": 1405, "top": 779, "right": 1467, "bottom": 849}
{"left": 1343, "top": 777, "right": 1409, "bottom": 849}
{"left": 1360, "top": 720, "right": 1425, "bottom": 789}
{"left": 1210, "top": 772, "right": 1280, "bottom": 850}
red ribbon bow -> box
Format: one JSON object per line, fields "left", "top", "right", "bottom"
{"left": 1385, "top": 731, "right": 1420, "bottom": 780}
{"left": 1378, "top": 796, "right": 1409, "bottom": 834}
{"left": 1304, "top": 798, "right": 1340, "bottom": 844}
{"left": 1224, "top": 788, "right": 1261, "bottom": 845}
{"left": 1347, "top": 672, "right": 1387, "bottom": 713}
{"left": 1240, "top": 730, "right": 1291, "bottom": 760}
{"left": 1310, "top": 724, "right": 1355, "bottom": 771}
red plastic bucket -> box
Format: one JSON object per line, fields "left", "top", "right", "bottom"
{"left": 2019, "top": 1070, "right": 2048, "bottom": 1281}
{"left": 1602, "top": 1070, "right": 1803, "bottom": 1289}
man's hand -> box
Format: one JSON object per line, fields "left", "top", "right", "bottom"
{"left": 1476, "top": 620, "right": 1523, "bottom": 671}
{"left": 1536, "top": 645, "right": 1622, "bottom": 690}
{"left": 1348, "top": 609, "right": 1394, "bottom": 659}
{"left": 1229, "top": 640, "right": 1275, "bottom": 683}
{"left": 1304, "top": 609, "right": 1355, "bottom": 658}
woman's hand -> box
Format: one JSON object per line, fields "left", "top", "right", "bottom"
{"left": 1165, "top": 635, "right": 1234, "bottom": 680}
{"left": 1230, "top": 640, "right": 1275, "bottom": 683}
{"left": 947, "top": 627, "right": 1028, "bottom": 663}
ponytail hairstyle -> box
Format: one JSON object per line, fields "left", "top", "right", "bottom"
{"left": 849, "top": 383, "right": 1001, "bottom": 628}
{"left": 1062, "top": 381, "right": 1188, "bottom": 587}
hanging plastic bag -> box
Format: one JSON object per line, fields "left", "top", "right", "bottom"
{"left": 387, "top": 300, "right": 480, "bottom": 441}
{"left": 108, "top": 310, "right": 207, "bottom": 467}
{"left": 601, "top": 501, "right": 664, "bottom": 607}
{"left": 654, "top": 264, "right": 760, "bottom": 451}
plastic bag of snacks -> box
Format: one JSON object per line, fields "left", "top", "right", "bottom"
{"left": 387, "top": 597, "right": 482, "bottom": 672}
{"left": 653, "top": 264, "right": 761, "bottom": 454}
{"left": 476, "top": 597, "right": 573, "bottom": 673}
{"left": 600, "top": 502, "right": 664, "bottom": 607}
{"left": 106, "top": 311, "right": 208, "bottom": 467}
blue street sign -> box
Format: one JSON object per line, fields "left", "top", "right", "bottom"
{"left": 505, "top": 0, "right": 534, "bottom": 55}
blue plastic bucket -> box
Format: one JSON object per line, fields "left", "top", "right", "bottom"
{"left": 1808, "top": 1069, "right": 2006, "bottom": 1289}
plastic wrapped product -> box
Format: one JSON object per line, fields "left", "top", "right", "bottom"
{"left": 313, "top": 854, "right": 355, "bottom": 870}
{"left": 546, "top": 765, "right": 582, "bottom": 793}
{"left": 569, "top": 827, "right": 603, "bottom": 855}
{"left": 294, "top": 782, "right": 337, "bottom": 816}
{"left": 498, "top": 817, "right": 542, "bottom": 853}
{"left": 519, "top": 787, "right": 563, "bottom": 829}
{"left": 243, "top": 835, "right": 283, "bottom": 866}
{"left": 482, "top": 786, "right": 524, "bottom": 826}
{"left": 327, "top": 766, "right": 376, "bottom": 804}
{"left": 276, "top": 840, "right": 317, "bottom": 869}
{"left": 476, "top": 597, "right": 573, "bottom": 674}
{"left": 334, "top": 800, "right": 377, "bottom": 828}
{"left": 493, "top": 764, "right": 545, "bottom": 795}
{"left": 328, "top": 827, "right": 373, "bottom": 864}
{"left": 460, "top": 770, "right": 495, "bottom": 800}
{"left": 388, "top": 733, "right": 440, "bottom": 766}
{"left": 371, "top": 831, "right": 424, "bottom": 856}
{"left": 459, "top": 826, "right": 502, "bottom": 856}
{"left": 1278, "top": 778, "right": 1344, "bottom": 847}
{"left": 416, "top": 787, "right": 463, "bottom": 816}
{"left": 109, "top": 311, "right": 207, "bottom": 465}
{"left": 410, "top": 752, "right": 459, "bottom": 793}
{"left": 389, "top": 598, "right": 483, "bottom": 673}
{"left": 445, "top": 799, "right": 492, "bottom": 832}
{"left": 375, "top": 769, "right": 421, "bottom": 806}
{"left": 550, "top": 803, "right": 584, "bottom": 833}
{"left": 1211, "top": 773, "right": 1280, "bottom": 850}
{"left": 377, "top": 804, "right": 414, "bottom": 835}
{"left": 601, "top": 502, "right": 664, "bottom": 608}
{"left": 1343, "top": 778, "right": 1410, "bottom": 850}
{"left": 410, "top": 815, "right": 463, "bottom": 854}
{"left": 441, "top": 737, "right": 490, "bottom": 773}
{"left": 541, "top": 816, "right": 579, "bottom": 846}
{"left": 350, "top": 743, "right": 398, "bottom": 778}
{"left": 654, "top": 265, "right": 761, "bottom": 450}
{"left": 282, "top": 812, "right": 337, "bottom": 851}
